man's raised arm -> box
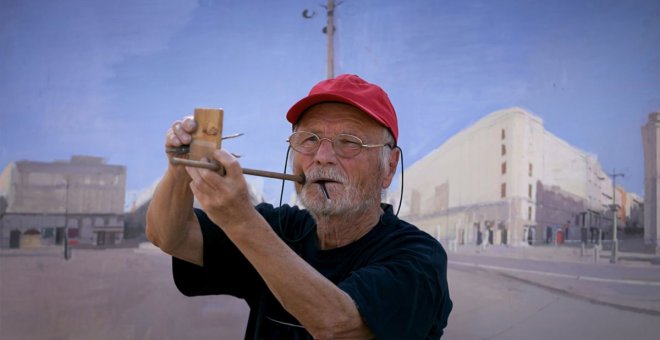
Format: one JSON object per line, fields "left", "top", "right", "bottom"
{"left": 146, "top": 117, "right": 203, "bottom": 266}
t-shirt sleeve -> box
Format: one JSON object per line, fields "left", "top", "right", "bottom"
{"left": 338, "top": 236, "right": 452, "bottom": 339}
{"left": 172, "top": 208, "right": 261, "bottom": 299}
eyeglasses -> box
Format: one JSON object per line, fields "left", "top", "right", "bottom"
{"left": 287, "top": 131, "right": 392, "bottom": 158}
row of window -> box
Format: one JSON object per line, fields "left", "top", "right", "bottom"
{"left": 499, "top": 183, "right": 534, "bottom": 199}
{"left": 502, "top": 128, "right": 534, "bottom": 220}
{"left": 500, "top": 162, "right": 534, "bottom": 177}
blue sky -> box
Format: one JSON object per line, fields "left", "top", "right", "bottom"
{"left": 1, "top": 0, "right": 658, "bottom": 205}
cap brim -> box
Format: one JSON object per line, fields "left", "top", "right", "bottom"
{"left": 286, "top": 93, "right": 389, "bottom": 129}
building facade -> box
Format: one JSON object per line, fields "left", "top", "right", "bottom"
{"left": 398, "top": 108, "right": 619, "bottom": 246}
{"left": 0, "top": 156, "right": 126, "bottom": 248}
{"left": 642, "top": 112, "right": 660, "bottom": 253}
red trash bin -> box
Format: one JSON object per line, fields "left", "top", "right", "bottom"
{"left": 556, "top": 229, "right": 564, "bottom": 245}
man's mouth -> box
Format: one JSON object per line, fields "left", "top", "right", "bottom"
{"left": 312, "top": 179, "right": 334, "bottom": 184}
{"left": 309, "top": 179, "right": 339, "bottom": 200}
{"left": 310, "top": 177, "right": 340, "bottom": 185}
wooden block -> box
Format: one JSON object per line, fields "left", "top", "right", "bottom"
{"left": 189, "top": 108, "right": 224, "bottom": 161}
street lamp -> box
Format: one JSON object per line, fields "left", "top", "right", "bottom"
{"left": 608, "top": 170, "right": 624, "bottom": 264}
{"left": 63, "top": 176, "right": 71, "bottom": 261}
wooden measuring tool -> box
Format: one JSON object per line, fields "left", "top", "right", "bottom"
{"left": 170, "top": 108, "right": 305, "bottom": 184}
{"left": 189, "top": 108, "right": 223, "bottom": 161}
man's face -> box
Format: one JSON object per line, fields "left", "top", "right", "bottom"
{"left": 292, "top": 102, "right": 392, "bottom": 217}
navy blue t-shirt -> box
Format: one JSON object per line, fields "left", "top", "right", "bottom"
{"left": 172, "top": 203, "right": 452, "bottom": 339}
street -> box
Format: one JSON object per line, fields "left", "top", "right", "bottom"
{"left": 444, "top": 264, "right": 660, "bottom": 339}
{"left": 0, "top": 245, "right": 250, "bottom": 339}
{"left": 1, "top": 244, "right": 659, "bottom": 339}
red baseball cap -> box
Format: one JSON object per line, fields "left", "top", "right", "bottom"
{"left": 286, "top": 74, "right": 399, "bottom": 142}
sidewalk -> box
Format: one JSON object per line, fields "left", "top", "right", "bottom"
{"left": 450, "top": 242, "right": 660, "bottom": 266}
{"left": 447, "top": 244, "right": 660, "bottom": 316}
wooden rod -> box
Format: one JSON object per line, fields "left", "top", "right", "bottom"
{"left": 171, "top": 157, "right": 305, "bottom": 184}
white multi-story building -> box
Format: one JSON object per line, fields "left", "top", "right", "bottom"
{"left": 397, "top": 107, "right": 616, "bottom": 246}
{"left": 642, "top": 112, "right": 660, "bottom": 252}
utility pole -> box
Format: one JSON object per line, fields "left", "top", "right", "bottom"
{"left": 325, "top": 0, "right": 336, "bottom": 79}
{"left": 609, "top": 169, "right": 625, "bottom": 264}
{"left": 302, "top": 0, "right": 339, "bottom": 79}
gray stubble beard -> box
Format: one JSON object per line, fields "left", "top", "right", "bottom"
{"left": 300, "top": 172, "right": 382, "bottom": 222}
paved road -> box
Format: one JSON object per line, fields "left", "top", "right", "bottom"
{"left": 448, "top": 246, "right": 660, "bottom": 315}
{"left": 0, "top": 245, "right": 249, "bottom": 339}
{"left": 2, "top": 244, "right": 659, "bottom": 339}
{"left": 444, "top": 264, "right": 660, "bottom": 340}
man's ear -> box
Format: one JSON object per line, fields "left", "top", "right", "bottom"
{"left": 381, "top": 147, "right": 400, "bottom": 189}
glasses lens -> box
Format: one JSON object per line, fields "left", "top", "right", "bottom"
{"left": 289, "top": 131, "right": 319, "bottom": 154}
{"left": 333, "top": 134, "right": 363, "bottom": 157}
{"left": 288, "top": 132, "right": 367, "bottom": 157}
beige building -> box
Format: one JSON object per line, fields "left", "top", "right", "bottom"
{"left": 0, "top": 156, "right": 126, "bottom": 248}
{"left": 642, "top": 112, "right": 660, "bottom": 253}
{"left": 397, "top": 107, "right": 620, "bottom": 246}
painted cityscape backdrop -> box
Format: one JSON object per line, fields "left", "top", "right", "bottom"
{"left": 1, "top": 1, "right": 660, "bottom": 339}
{"left": 1, "top": 0, "right": 658, "bottom": 249}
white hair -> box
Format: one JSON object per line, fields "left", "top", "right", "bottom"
{"left": 379, "top": 128, "right": 396, "bottom": 172}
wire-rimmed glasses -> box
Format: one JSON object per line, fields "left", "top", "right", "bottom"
{"left": 287, "top": 131, "right": 392, "bottom": 158}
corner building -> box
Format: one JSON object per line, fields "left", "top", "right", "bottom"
{"left": 642, "top": 112, "right": 660, "bottom": 253}
{"left": 399, "top": 108, "right": 614, "bottom": 246}
{"left": 0, "top": 156, "right": 126, "bottom": 248}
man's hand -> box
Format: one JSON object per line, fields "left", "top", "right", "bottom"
{"left": 185, "top": 149, "right": 257, "bottom": 229}
{"left": 166, "top": 116, "right": 197, "bottom": 157}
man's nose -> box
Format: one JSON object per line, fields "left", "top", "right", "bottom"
{"left": 314, "top": 139, "right": 337, "bottom": 163}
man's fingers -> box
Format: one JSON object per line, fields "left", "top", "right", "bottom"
{"left": 165, "top": 116, "right": 196, "bottom": 149}
{"left": 212, "top": 150, "right": 242, "bottom": 178}
{"left": 187, "top": 158, "right": 223, "bottom": 187}
{"left": 185, "top": 164, "right": 201, "bottom": 182}
{"left": 166, "top": 129, "right": 184, "bottom": 147}
{"left": 182, "top": 117, "right": 197, "bottom": 133}
{"left": 172, "top": 121, "right": 191, "bottom": 145}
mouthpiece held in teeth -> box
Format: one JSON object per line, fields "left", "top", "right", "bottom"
{"left": 320, "top": 182, "right": 330, "bottom": 200}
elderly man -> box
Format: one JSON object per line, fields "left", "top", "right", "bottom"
{"left": 146, "top": 74, "right": 452, "bottom": 339}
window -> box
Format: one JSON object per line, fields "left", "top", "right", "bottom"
{"left": 528, "top": 206, "right": 533, "bottom": 220}
{"left": 501, "top": 144, "right": 506, "bottom": 155}
{"left": 528, "top": 184, "right": 533, "bottom": 198}
{"left": 501, "top": 129, "right": 506, "bottom": 140}
{"left": 501, "top": 183, "right": 506, "bottom": 198}
{"left": 501, "top": 162, "right": 507, "bottom": 175}
{"left": 529, "top": 163, "right": 533, "bottom": 177}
